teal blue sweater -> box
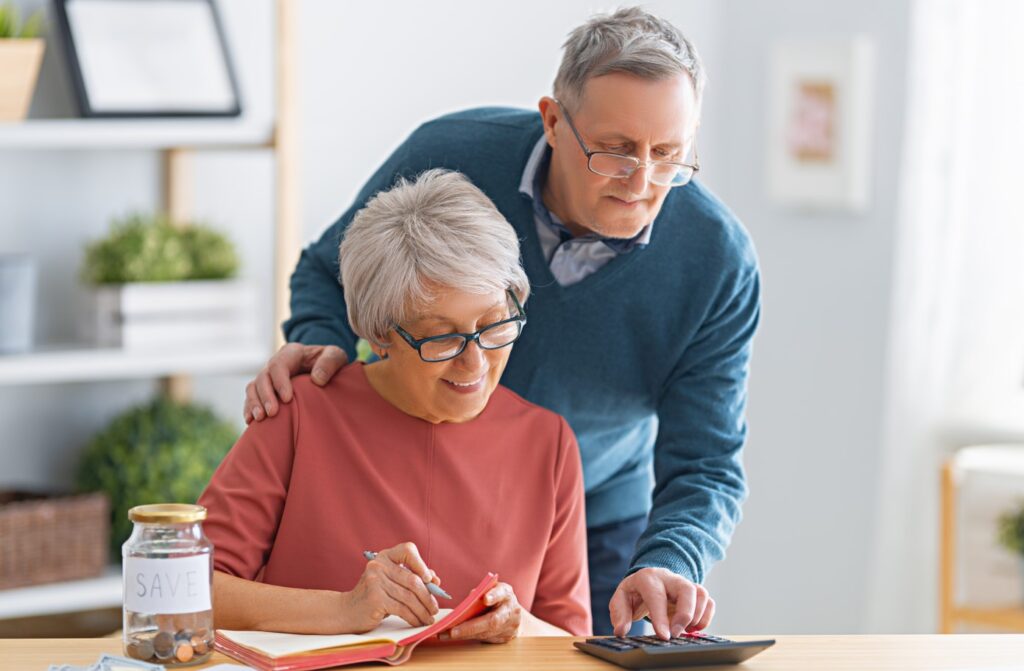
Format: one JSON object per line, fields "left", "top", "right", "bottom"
{"left": 284, "top": 108, "right": 760, "bottom": 583}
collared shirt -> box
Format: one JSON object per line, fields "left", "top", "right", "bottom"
{"left": 518, "top": 137, "right": 652, "bottom": 286}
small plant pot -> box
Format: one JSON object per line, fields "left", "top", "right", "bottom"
{"left": 0, "top": 38, "right": 44, "bottom": 121}
{"left": 83, "top": 279, "right": 259, "bottom": 350}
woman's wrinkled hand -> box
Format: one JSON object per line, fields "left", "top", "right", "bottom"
{"left": 339, "top": 542, "right": 441, "bottom": 633}
{"left": 438, "top": 582, "right": 521, "bottom": 644}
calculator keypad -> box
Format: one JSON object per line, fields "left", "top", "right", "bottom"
{"left": 576, "top": 632, "right": 776, "bottom": 670}
{"left": 585, "top": 633, "right": 735, "bottom": 650}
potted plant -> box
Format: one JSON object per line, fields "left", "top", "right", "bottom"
{"left": 997, "top": 501, "right": 1024, "bottom": 604}
{"left": 75, "top": 395, "right": 238, "bottom": 559}
{"left": 0, "top": 2, "right": 44, "bottom": 121}
{"left": 81, "top": 211, "right": 259, "bottom": 350}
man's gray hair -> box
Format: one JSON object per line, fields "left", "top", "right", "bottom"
{"left": 554, "top": 6, "right": 706, "bottom": 111}
{"left": 339, "top": 169, "right": 530, "bottom": 347}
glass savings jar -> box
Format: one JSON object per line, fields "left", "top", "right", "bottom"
{"left": 122, "top": 504, "right": 214, "bottom": 666}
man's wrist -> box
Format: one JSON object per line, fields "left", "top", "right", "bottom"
{"left": 628, "top": 548, "right": 700, "bottom": 584}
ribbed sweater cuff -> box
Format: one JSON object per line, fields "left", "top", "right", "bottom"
{"left": 629, "top": 547, "right": 701, "bottom": 584}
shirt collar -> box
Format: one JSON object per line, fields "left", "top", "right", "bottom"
{"left": 519, "top": 136, "right": 652, "bottom": 253}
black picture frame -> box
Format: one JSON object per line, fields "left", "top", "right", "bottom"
{"left": 52, "top": 0, "right": 242, "bottom": 118}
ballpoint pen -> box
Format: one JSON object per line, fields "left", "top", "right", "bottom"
{"left": 362, "top": 550, "right": 452, "bottom": 600}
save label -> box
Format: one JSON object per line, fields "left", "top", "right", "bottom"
{"left": 123, "top": 555, "right": 211, "bottom": 614}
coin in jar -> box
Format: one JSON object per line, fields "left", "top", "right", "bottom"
{"left": 153, "top": 630, "right": 175, "bottom": 659}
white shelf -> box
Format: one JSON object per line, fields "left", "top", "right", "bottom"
{"left": 0, "top": 344, "right": 270, "bottom": 386}
{"left": 0, "top": 118, "right": 275, "bottom": 150}
{"left": 0, "top": 568, "right": 121, "bottom": 620}
{"left": 951, "top": 444, "right": 1024, "bottom": 477}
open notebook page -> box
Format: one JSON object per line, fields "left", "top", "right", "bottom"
{"left": 219, "top": 609, "right": 454, "bottom": 657}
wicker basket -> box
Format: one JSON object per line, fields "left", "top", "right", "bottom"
{"left": 0, "top": 491, "right": 110, "bottom": 590}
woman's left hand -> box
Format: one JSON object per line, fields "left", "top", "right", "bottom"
{"left": 438, "top": 582, "right": 522, "bottom": 644}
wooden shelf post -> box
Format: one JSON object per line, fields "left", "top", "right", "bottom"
{"left": 939, "top": 460, "right": 956, "bottom": 633}
{"left": 273, "top": 0, "right": 301, "bottom": 352}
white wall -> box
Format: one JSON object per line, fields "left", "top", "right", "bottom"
{"left": 1, "top": 0, "right": 928, "bottom": 635}
{"left": 295, "top": 0, "right": 915, "bottom": 635}
{"left": 297, "top": 0, "right": 724, "bottom": 242}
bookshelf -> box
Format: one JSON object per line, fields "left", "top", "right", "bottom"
{"left": 0, "top": 0, "right": 298, "bottom": 620}
{"left": 0, "top": 570, "right": 120, "bottom": 621}
{"left": 0, "top": 118, "right": 273, "bottom": 149}
{"left": 0, "top": 345, "right": 269, "bottom": 386}
{"left": 940, "top": 445, "right": 1024, "bottom": 632}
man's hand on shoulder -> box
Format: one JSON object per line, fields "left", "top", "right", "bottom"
{"left": 244, "top": 343, "right": 349, "bottom": 424}
{"left": 609, "top": 567, "right": 715, "bottom": 640}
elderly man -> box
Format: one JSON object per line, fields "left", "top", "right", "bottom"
{"left": 245, "top": 7, "right": 760, "bottom": 639}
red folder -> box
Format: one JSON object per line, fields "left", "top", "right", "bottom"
{"left": 215, "top": 573, "right": 498, "bottom": 671}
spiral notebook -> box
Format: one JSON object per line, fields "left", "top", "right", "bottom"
{"left": 215, "top": 573, "right": 498, "bottom": 671}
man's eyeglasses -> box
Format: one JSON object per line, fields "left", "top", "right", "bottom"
{"left": 556, "top": 100, "right": 700, "bottom": 188}
{"left": 393, "top": 289, "right": 527, "bottom": 363}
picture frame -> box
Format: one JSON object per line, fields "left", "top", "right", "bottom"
{"left": 766, "top": 38, "right": 875, "bottom": 212}
{"left": 53, "top": 0, "right": 242, "bottom": 118}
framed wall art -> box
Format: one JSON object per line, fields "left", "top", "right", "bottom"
{"left": 54, "top": 0, "right": 241, "bottom": 117}
{"left": 766, "top": 38, "right": 875, "bottom": 212}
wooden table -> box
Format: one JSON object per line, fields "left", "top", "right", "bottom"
{"left": 3, "top": 634, "right": 1024, "bottom": 670}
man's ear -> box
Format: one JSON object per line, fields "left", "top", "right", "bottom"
{"left": 538, "top": 96, "right": 560, "bottom": 148}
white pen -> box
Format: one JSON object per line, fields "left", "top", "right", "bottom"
{"left": 362, "top": 550, "right": 452, "bottom": 599}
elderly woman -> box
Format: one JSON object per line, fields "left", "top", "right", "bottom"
{"left": 198, "top": 169, "right": 591, "bottom": 641}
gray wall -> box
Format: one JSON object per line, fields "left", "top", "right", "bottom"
{"left": 702, "top": 0, "right": 911, "bottom": 633}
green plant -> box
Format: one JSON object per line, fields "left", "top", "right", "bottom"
{"left": 998, "top": 501, "right": 1024, "bottom": 557}
{"left": 75, "top": 396, "right": 239, "bottom": 560}
{"left": 0, "top": 3, "right": 44, "bottom": 38}
{"left": 356, "top": 338, "right": 373, "bottom": 362}
{"left": 82, "top": 212, "right": 239, "bottom": 284}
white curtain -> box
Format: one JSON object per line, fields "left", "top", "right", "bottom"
{"left": 868, "top": 0, "right": 1024, "bottom": 632}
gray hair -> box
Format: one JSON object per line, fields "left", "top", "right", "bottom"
{"left": 339, "top": 169, "right": 530, "bottom": 347}
{"left": 553, "top": 6, "right": 706, "bottom": 111}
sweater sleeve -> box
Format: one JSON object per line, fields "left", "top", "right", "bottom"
{"left": 198, "top": 396, "right": 299, "bottom": 580}
{"left": 529, "top": 416, "right": 592, "bottom": 636}
{"left": 629, "top": 265, "right": 761, "bottom": 584}
{"left": 282, "top": 130, "right": 425, "bottom": 360}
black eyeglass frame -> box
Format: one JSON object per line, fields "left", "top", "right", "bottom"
{"left": 392, "top": 289, "right": 527, "bottom": 363}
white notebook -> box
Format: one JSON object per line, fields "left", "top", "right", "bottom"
{"left": 219, "top": 609, "right": 454, "bottom": 657}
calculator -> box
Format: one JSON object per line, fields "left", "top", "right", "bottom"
{"left": 573, "top": 633, "right": 776, "bottom": 669}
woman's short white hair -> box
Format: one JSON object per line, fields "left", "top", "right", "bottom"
{"left": 339, "top": 169, "right": 530, "bottom": 347}
{"left": 554, "top": 6, "right": 706, "bottom": 112}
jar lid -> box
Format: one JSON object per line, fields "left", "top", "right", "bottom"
{"left": 128, "top": 503, "right": 207, "bottom": 524}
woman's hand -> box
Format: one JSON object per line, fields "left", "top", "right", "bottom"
{"left": 339, "top": 542, "right": 441, "bottom": 633}
{"left": 439, "top": 582, "right": 522, "bottom": 644}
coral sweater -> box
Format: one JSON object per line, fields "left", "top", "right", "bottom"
{"left": 198, "top": 363, "right": 591, "bottom": 635}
